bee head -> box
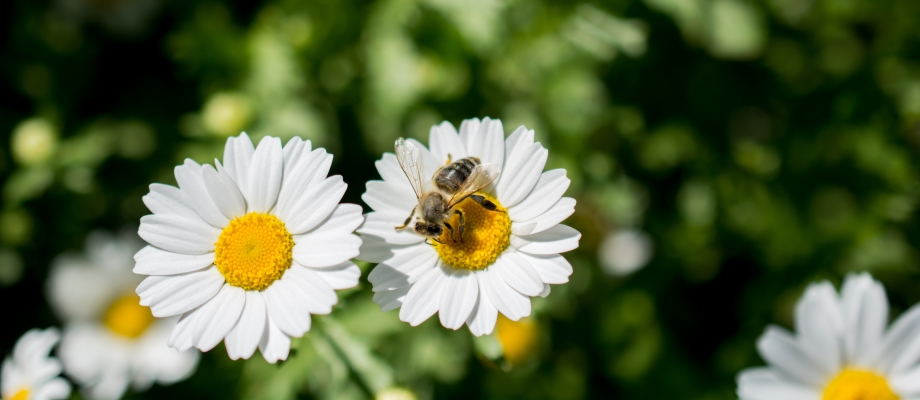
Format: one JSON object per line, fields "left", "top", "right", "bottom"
{"left": 414, "top": 221, "right": 443, "bottom": 238}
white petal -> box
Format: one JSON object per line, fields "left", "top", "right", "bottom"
{"left": 282, "top": 137, "right": 311, "bottom": 169}
{"left": 292, "top": 234, "right": 361, "bottom": 268}
{"left": 841, "top": 272, "right": 888, "bottom": 366}
{"left": 357, "top": 238, "right": 403, "bottom": 263}
{"left": 508, "top": 170, "right": 571, "bottom": 223}
{"left": 245, "top": 136, "right": 284, "bottom": 213}
{"left": 175, "top": 159, "right": 229, "bottom": 228}
{"left": 46, "top": 258, "right": 117, "bottom": 321}
{"left": 428, "top": 121, "right": 467, "bottom": 163}
{"left": 262, "top": 279, "right": 313, "bottom": 337}
{"left": 225, "top": 290, "right": 267, "bottom": 360}
{"left": 203, "top": 162, "right": 247, "bottom": 220}
{"left": 84, "top": 371, "right": 129, "bottom": 400}
{"left": 362, "top": 181, "right": 417, "bottom": 215}
{"left": 891, "top": 363, "right": 920, "bottom": 395}
{"left": 258, "top": 317, "right": 291, "bottom": 364}
{"left": 193, "top": 284, "right": 245, "bottom": 352}
{"left": 12, "top": 330, "right": 62, "bottom": 386}
{"left": 495, "top": 252, "right": 544, "bottom": 297}
{"left": 57, "top": 325, "right": 103, "bottom": 384}
{"left": 459, "top": 117, "right": 504, "bottom": 167}
{"left": 375, "top": 153, "right": 415, "bottom": 193}
{"left": 373, "top": 287, "right": 410, "bottom": 312}
{"left": 143, "top": 184, "right": 197, "bottom": 218}
{"left": 756, "top": 326, "right": 826, "bottom": 386}
{"left": 466, "top": 273, "right": 498, "bottom": 336}
{"left": 511, "top": 224, "right": 581, "bottom": 255}
{"left": 133, "top": 246, "right": 214, "bottom": 275}
{"left": 33, "top": 377, "right": 71, "bottom": 400}
{"left": 304, "top": 203, "right": 364, "bottom": 236}
{"left": 309, "top": 261, "right": 361, "bottom": 290}
{"left": 275, "top": 148, "right": 332, "bottom": 222}
{"left": 399, "top": 264, "right": 450, "bottom": 326}
{"left": 284, "top": 176, "right": 348, "bottom": 235}
{"left": 369, "top": 244, "right": 439, "bottom": 291}
{"left": 480, "top": 267, "right": 531, "bottom": 321}
{"left": 538, "top": 283, "right": 551, "bottom": 298}
{"left": 168, "top": 309, "right": 202, "bottom": 351}
{"left": 134, "top": 320, "right": 200, "bottom": 385}
{"left": 137, "top": 267, "right": 224, "bottom": 317}
{"left": 512, "top": 196, "right": 576, "bottom": 236}
{"left": 222, "top": 133, "right": 255, "bottom": 195}
{"left": 503, "top": 125, "right": 533, "bottom": 155}
{"left": 357, "top": 212, "right": 425, "bottom": 245}
{"left": 877, "top": 303, "right": 920, "bottom": 374}
{"left": 519, "top": 252, "right": 573, "bottom": 285}
{"left": 285, "top": 265, "right": 338, "bottom": 314}
{"left": 439, "top": 269, "right": 478, "bottom": 330}
{"left": 793, "top": 281, "right": 844, "bottom": 378}
{"left": 736, "top": 367, "right": 820, "bottom": 400}
{"left": 138, "top": 214, "right": 220, "bottom": 255}
{"left": 495, "top": 127, "right": 547, "bottom": 207}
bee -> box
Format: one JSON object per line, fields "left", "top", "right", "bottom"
{"left": 393, "top": 138, "right": 502, "bottom": 243}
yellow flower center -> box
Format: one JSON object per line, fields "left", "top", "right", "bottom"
{"left": 496, "top": 315, "right": 539, "bottom": 367}
{"left": 434, "top": 193, "right": 511, "bottom": 270}
{"left": 9, "top": 388, "right": 29, "bottom": 400}
{"left": 823, "top": 369, "right": 899, "bottom": 400}
{"left": 104, "top": 294, "right": 154, "bottom": 339}
{"left": 214, "top": 212, "right": 294, "bottom": 291}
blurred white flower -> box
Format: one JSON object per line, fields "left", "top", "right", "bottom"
{"left": 135, "top": 133, "right": 362, "bottom": 363}
{"left": 737, "top": 273, "right": 920, "bottom": 399}
{"left": 46, "top": 230, "right": 198, "bottom": 400}
{"left": 598, "top": 229, "right": 653, "bottom": 276}
{"left": 358, "top": 118, "right": 580, "bottom": 336}
{"left": 1, "top": 328, "right": 70, "bottom": 400}
{"left": 11, "top": 118, "right": 57, "bottom": 166}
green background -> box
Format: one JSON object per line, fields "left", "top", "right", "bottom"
{"left": 2, "top": 0, "right": 920, "bottom": 398}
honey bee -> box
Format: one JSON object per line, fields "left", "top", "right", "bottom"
{"left": 393, "top": 138, "right": 502, "bottom": 243}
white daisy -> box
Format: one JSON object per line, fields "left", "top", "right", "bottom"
{"left": 1, "top": 328, "right": 70, "bottom": 400}
{"left": 135, "top": 132, "right": 363, "bottom": 363}
{"left": 357, "top": 117, "right": 580, "bottom": 336}
{"left": 45, "top": 230, "right": 199, "bottom": 400}
{"left": 737, "top": 272, "right": 920, "bottom": 400}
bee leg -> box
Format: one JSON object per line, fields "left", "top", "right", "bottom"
{"left": 456, "top": 210, "right": 465, "bottom": 243}
{"left": 444, "top": 222, "right": 455, "bottom": 242}
{"left": 446, "top": 153, "right": 452, "bottom": 164}
{"left": 395, "top": 208, "right": 416, "bottom": 230}
{"left": 425, "top": 238, "right": 442, "bottom": 245}
{"left": 469, "top": 194, "right": 499, "bottom": 212}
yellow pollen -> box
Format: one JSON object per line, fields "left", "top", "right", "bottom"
{"left": 496, "top": 315, "right": 539, "bottom": 367}
{"left": 215, "top": 212, "right": 294, "bottom": 291}
{"left": 823, "top": 369, "right": 898, "bottom": 400}
{"left": 434, "top": 193, "right": 511, "bottom": 270}
{"left": 104, "top": 294, "right": 154, "bottom": 339}
{"left": 9, "top": 388, "right": 29, "bottom": 400}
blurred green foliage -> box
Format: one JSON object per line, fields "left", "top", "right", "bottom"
{"left": 3, "top": 0, "right": 920, "bottom": 399}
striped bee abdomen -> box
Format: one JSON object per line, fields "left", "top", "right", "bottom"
{"left": 434, "top": 157, "right": 480, "bottom": 194}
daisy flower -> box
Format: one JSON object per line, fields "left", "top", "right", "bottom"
{"left": 737, "top": 272, "right": 920, "bottom": 400}
{"left": 135, "top": 133, "right": 363, "bottom": 363}
{"left": 1, "top": 328, "right": 70, "bottom": 400}
{"left": 357, "top": 117, "right": 580, "bottom": 335}
{"left": 45, "top": 230, "right": 199, "bottom": 400}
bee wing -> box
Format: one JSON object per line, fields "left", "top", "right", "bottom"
{"left": 447, "top": 163, "right": 501, "bottom": 208}
{"left": 395, "top": 138, "right": 425, "bottom": 199}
